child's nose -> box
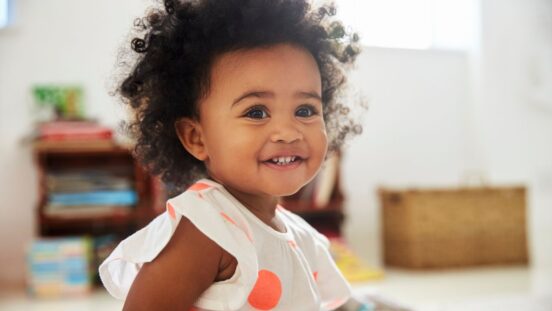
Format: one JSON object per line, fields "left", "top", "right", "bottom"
{"left": 269, "top": 118, "right": 304, "bottom": 143}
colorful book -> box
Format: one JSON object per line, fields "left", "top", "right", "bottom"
{"left": 44, "top": 204, "right": 133, "bottom": 218}
{"left": 37, "top": 121, "right": 113, "bottom": 141}
{"left": 46, "top": 172, "right": 133, "bottom": 193}
{"left": 48, "top": 190, "right": 138, "bottom": 206}
{"left": 27, "top": 237, "right": 92, "bottom": 298}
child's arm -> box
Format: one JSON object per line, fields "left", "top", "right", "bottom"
{"left": 122, "top": 217, "right": 224, "bottom": 311}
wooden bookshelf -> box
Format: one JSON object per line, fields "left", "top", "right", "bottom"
{"left": 33, "top": 140, "right": 346, "bottom": 237}
{"left": 33, "top": 141, "right": 157, "bottom": 237}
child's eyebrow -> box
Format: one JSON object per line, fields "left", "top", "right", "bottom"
{"left": 232, "top": 90, "right": 322, "bottom": 107}
{"left": 232, "top": 91, "right": 274, "bottom": 106}
{"left": 296, "top": 91, "right": 322, "bottom": 102}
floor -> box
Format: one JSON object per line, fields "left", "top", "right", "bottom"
{"left": 1, "top": 266, "right": 551, "bottom": 311}
{"left": 353, "top": 266, "right": 552, "bottom": 311}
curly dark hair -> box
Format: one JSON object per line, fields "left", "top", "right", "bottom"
{"left": 118, "top": 0, "right": 362, "bottom": 189}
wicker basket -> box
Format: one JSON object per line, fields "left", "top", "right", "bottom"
{"left": 379, "top": 186, "right": 528, "bottom": 268}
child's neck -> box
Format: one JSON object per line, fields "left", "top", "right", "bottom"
{"left": 222, "top": 184, "right": 282, "bottom": 231}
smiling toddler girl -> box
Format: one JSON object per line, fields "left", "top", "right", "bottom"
{"left": 99, "top": 0, "right": 362, "bottom": 310}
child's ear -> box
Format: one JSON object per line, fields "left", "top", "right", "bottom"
{"left": 175, "top": 118, "right": 208, "bottom": 161}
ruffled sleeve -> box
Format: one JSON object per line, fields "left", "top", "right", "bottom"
{"left": 99, "top": 181, "right": 258, "bottom": 310}
{"left": 277, "top": 207, "right": 352, "bottom": 310}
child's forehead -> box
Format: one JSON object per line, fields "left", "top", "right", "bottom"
{"left": 195, "top": 44, "right": 322, "bottom": 112}
{"left": 208, "top": 43, "right": 321, "bottom": 89}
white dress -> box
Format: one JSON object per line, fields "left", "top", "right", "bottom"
{"left": 99, "top": 179, "right": 351, "bottom": 310}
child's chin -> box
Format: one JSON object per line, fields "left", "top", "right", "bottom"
{"left": 273, "top": 184, "right": 306, "bottom": 197}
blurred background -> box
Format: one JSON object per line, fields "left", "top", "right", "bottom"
{"left": 0, "top": 0, "right": 551, "bottom": 310}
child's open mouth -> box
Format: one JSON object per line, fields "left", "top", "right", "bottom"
{"left": 269, "top": 156, "right": 299, "bottom": 165}
{"left": 263, "top": 156, "right": 303, "bottom": 169}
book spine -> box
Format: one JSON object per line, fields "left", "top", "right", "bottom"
{"left": 49, "top": 190, "right": 138, "bottom": 206}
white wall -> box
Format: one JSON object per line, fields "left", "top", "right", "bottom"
{"left": 0, "top": 0, "right": 148, "bottom": 286}
{"left": 475, "top": 0, "right": 552, "bottom": 269}
{"left": 1, "top": 0, "right": 551, "bottom": 286}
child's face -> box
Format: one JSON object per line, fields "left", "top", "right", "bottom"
{"left": 183, "top": 43, "right": 327, "bottom": 197}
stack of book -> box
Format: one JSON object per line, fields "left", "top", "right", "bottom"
{"left": 45, "top": 170, "right": 137, "bottom": 218}
{"left": 34, "top": 120, "right": 115, "bottom": 150}
{"left": 27, "top": 237, "right": 92, "bottom": 298}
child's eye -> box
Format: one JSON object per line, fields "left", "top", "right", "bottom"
{"left": 244, "top": 106, "right": 269, "bottom": 119}
{"left": 295, "top": 105, "right": 318, "bottom": 118}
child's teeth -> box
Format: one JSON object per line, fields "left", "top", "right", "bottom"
{"left": 270, "top": 156, "right": 297, "bottom": 165}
